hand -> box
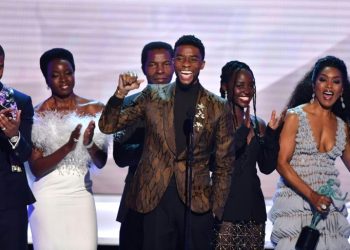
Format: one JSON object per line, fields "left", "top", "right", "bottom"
{"left": 83, "top": 120, "right": 95, "bottom": 146}
{"left": 267, "top": 109, "right": 286, "bottom": 130}
{"left": 310, "top": 191, "right": 332, "bottom": 213}
{"left": 243, "top": 106, "right": 251, "bottom": 128}
{"left": 0, "top": 109, "right": 21, "bottom": 138}
{"left": 115, "top": 72, "right": 144, "bottom": 98}
{"left": 66, "top": 124, "right": 82, "bottom": 151}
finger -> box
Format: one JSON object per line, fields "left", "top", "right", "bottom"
{"left": 270, "top": 110, "right": 276, "bottom": 123}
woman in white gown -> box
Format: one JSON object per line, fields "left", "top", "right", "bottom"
{"left": 28, "top": 48, "right": 109, "bottom": 250}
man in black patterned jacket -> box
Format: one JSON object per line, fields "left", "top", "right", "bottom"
{"left": 113, "top": 41, "right": 174, "bottom": 250}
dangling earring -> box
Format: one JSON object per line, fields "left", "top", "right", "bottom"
{"left": 340, "top": 95, "right": 346, "bottom": 109}
{"left": 310, "top": 93, "right": 315, "bottom": 104}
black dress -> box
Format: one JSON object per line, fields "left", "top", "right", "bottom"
{"left": 215, "top": 123, "right": 280, "bottom": 250}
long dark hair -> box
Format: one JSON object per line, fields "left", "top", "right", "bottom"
{"left": 287, "top": 55, "right": 350, "bottom": 124}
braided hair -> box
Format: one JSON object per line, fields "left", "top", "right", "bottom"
{"left": 220, "top": 60, "right": 261, "bottom": 139}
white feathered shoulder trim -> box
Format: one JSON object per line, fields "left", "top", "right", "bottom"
{"left": 32, "top": 111, "right": 110, "bottom": 175}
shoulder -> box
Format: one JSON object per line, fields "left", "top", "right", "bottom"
{"left": 200, "top": 86, "right": 226, "bottom": 105}
{"left": 77, "top": 97, "right": 105, "bottom": 115}
{"left": 34, "top": 98, "right": 56, "bottom": 113}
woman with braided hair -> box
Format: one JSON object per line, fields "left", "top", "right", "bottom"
{"left": 214, "top": 60, "right": 284, "bottom": 249}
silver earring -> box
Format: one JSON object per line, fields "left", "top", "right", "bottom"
{"left": 341, "top": 95, "right": 345, "bottom": 109}
{"left": 310, "top": 93, "right": 315, "bottom": 104}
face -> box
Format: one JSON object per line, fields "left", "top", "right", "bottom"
{"left": 174, "top": 45, "right": 205, "bottom": 85}
{"left": 0, "top": 55, "right": 4, "bottom": 79}
{"left": 46, "top": 59, "right": 75, "bottom": 98}
{"left": 144, "top": 48, "right": 174, "bottom": 84}
{"left": 229, "top": 69, "right": 255, "bottom": 108}
{"left": 314, "top": 66, "right": 343, "bottom": 109}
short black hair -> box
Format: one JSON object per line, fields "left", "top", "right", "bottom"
{"left": 0, "top": 45, "right": 4, "bottom": 57}
{"left": 174, "top": 35, "right": 205, "bottom": 60}
{"left": 141, "top": 41, "right": 174, "bottom": 74}
{"left": 40, "top": 48, "right": 75, "bottom": 79}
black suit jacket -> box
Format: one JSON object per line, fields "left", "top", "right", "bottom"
{"left": 114, "top": 92, "right": 144, "bottom": 222}
{"left": 0, "top": 82, "right": 35, "bottom": 210}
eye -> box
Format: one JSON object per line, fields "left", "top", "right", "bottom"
{"left": 175, "top": 56, "right": 184, "bottom": 62}
{"left": 333, "top": 79, "right": 342, "bottom": 84}
{"left": 318, "top": 77, "right": 326, "bottom": 82}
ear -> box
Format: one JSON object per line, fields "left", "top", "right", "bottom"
{"left": 200, "top": 60, "right": 205, "bottom": 70}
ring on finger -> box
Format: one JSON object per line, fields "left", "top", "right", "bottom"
{"left": 1, "top": 127, "right": 6, "bottom": 131}
{"left": 321, "top": 204, "right": 327, "bottom": 210}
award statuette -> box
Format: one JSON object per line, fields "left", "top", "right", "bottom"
{"left": 295, "top": 179, "right": 347, "bottom": 250}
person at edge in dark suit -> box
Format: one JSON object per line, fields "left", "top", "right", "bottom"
{"left": 0, "top": 44, "right": 35, "bottom": 250}
{"left": 99, "top": 35, "right": 235, "bottom": 250}
{"left": 113, "top": 41, "right": 174, "bottom": 250}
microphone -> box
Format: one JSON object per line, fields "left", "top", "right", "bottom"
{"left": 183, "top": 110, "right": 194, "bottom": 137}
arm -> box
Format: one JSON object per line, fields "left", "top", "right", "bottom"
{"left": 0, "top": 95, "right": 34, "bottom": 163}
{"left": 277, "top": 112, "right": 331, "bottom": 213}
{"left": 113, "top": 121, "right": 144, "bottom": 167}
{"left": 83, "top": 120, "right": 107, "bottom": 169}
{"left": 99, "top": 73, "right": 144, "bottom": 134}
{"left": 341, "top": 123, "right": 350, "bottom": 171}
{"left": 211, "top": 102, "right": 235, "bottom": 220}
{"left": 29, "top": 124, "right": 82, "bottom": 178}
{"left": 257, "top": 110, "right": 285, "bottom": 174}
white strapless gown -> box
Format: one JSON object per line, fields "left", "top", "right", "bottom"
{"left": 28, "top": 111, "right": 109, "bottom": 250}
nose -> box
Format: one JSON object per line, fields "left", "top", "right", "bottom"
{"left": 156, "top": 64, "right": 164, "bottom": 74}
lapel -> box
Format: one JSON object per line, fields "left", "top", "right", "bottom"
{"left": 162, "top": 83, "right": 208, "bottom": 159}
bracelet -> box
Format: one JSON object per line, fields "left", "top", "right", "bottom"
{"left": 84, "top": 140, "right": 94, "bottom": 149}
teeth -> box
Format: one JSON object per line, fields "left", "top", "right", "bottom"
{"left": 240, "top": 97, "right": 250, "bottom": 101}
{"left": 324, "top": 91, "right": 333, "bottom": 95}
{"left": 181, "top": 71, "right": 192, "bottom": 75}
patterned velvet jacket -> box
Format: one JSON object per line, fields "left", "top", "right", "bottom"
{"left": 99, "top": 82, "right": 235, "bottom": 219}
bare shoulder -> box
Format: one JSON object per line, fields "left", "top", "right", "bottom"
{"left": 77, "top": 96, "right": 105, "bottom": 115}
{"left": 34, "top": 99, "right": 52, "bottom": 113}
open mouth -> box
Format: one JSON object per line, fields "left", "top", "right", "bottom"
{"left": 323, "top": 90, "right": 334, "bottom": 100}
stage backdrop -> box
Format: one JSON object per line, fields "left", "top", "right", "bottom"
{"left": 1, "top": 0, "right": 350, "bottom": 197}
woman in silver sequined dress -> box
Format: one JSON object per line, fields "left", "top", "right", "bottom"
{"left": 269, "top": 55, "right": 350, "bottom": 250}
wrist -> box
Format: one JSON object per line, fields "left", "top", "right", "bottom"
{"left": 114, "top": 86, "right": 127, "bottom": 99}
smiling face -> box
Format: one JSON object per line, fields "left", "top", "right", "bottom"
{"left": 229, "top": 69, "right": 255, "bottom": 109}
{"left": 144, "top": 48, "right": 174, "bottom": 84}
{"left": 174, "top": 45, "right": 205, "bottom": 85}
{"left": 314, "top": 66, "right": 343, "bottom": 109}
{"left": 46, "top": 59, "right": 75, "bottom": 98}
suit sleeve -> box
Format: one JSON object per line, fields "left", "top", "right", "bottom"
{"left": 113, "top": 121, "right": 145, "bottom": 168}
{"left": 211, "top": 102, "right": 235, "bottom": 220}
{"left": 257, "top": 126, "right": 280, "bottom": 174}
{"left": 99, "top": 87, "right": 149, "bottom": 135}
{"left": 11, "top": 94, "right": 34, "bottom": 163}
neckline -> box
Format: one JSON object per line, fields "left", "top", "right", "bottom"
{"left": 300, "top": 106, "right": 338, "bottom": 154}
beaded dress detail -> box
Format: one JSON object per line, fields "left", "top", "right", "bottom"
{"left": 268, "top": 105, "right": 350, "bottom": 250}
{"left": 28, "top": 111, "right": 109, "bottom": 250}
